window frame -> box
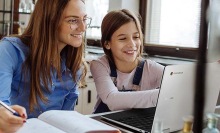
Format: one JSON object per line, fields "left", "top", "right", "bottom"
{"left": 139, "top": 0, "right": 201, "bottom": 59}
{"left": 87, "top": 0, "right": 205, "bottom": 60}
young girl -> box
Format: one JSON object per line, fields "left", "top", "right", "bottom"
{"left": 90, "top": 9, "right": 164, "bottom": 113}
{"left": 0, "top": 0, "right": 90, "bottom": 132}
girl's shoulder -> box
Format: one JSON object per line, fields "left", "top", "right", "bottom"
{"left": 142, "top": 58, "right": 165, "bottom": 72}
{"left": 90, "top": 55, "right": 111, "bottom": 73}
{"left": 143, "top": 58, "right": 164, "bottom": 66}
{"left": 91, "top": 55, "right": 109, "bottom": 67}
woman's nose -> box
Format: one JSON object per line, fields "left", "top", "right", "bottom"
{"left": 77, "top": 21, "right": 86, "bottom": 32}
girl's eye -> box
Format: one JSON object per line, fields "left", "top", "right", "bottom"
{"left": 134, "top": 36, "right": 140, "bottom": 39}
{"left": 118, "top": 38, "right": 126, "bottom": 40}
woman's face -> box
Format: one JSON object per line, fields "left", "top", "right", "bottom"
{"left": 107, "top": 21, "right": 141, "bottom": 65}
{"left": 58, "top": 0, "right": 87, "bottom": 52}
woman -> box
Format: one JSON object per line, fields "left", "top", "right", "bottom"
{"left": 0, "top": 0, "right": 90, "bottom": 132}
{"left": 90, "top": 9, "right": 164, "bottom": 113}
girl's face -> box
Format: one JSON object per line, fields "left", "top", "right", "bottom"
{"left": 107, "top": 21, "right": 141, "bottom": 65}
{"left": 58, "top": 0, "right": 87, "bottom": 52}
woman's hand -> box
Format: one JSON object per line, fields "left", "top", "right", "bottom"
{"left": 0, "top": 105, "right": 27, "bottom": 133}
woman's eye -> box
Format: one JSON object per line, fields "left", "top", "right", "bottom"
{"left": 83, "top": 18, "right": 87, "bottom": 23}
{"left": 68, "top": 19, "right": 78, "bottom": 24}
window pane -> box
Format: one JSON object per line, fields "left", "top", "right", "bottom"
{"left": 85, "top": 0, "right": 109, "bottom": 39}
{"left": 145, "top": 0, "right": 201, "bottom": 48}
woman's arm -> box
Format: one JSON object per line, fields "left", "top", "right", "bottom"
{"left": 0, "top": 40, "right": 27, "bottom": 132}
{"left": 0, "top": 105, "right": 27, "bottom": 133}
{"left": 0, "top": 41, "right": 18, "bottom": 104}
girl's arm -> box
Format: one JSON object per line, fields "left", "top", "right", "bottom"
{"left": 90, "top": 60, "right": 160, "bottom": 111}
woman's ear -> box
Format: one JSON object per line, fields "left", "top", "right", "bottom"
{"left": 105, "top": 42, "right": 111, "bottom": 50}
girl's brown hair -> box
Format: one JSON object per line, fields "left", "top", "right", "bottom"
{"left": 101, "top": 9, "right": 143, "bottom": 63}
{"left": 20, "top": 0, "right": 86, "bottom": 112}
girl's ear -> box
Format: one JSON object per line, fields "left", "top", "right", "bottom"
{"left": 104, "top": 41, "right": 111, "bottom": 50}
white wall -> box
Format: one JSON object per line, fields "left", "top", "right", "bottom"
{"left": 109, "top": 0, "right": 139, "bottom": 13}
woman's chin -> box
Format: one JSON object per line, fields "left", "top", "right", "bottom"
{"left": 68, "top": 41, "right": 82, "bottom": 48}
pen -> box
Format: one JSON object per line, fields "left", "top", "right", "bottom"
{"left": 0, "top": 101, "right": 20, "bottom": 117}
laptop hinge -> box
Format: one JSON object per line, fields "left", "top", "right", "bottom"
{"left": 162, "top": 128, "right": 170, "bottom": 133}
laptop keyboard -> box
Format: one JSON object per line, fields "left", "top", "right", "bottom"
{"left": 101, "top": 107, "right": 156, "bottom": 132}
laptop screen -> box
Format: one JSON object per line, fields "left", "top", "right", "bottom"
{"left": 154, "top": 62, "right": 220, "bottom": 132}
{"left": 101, "top": 62, "right": 220, "bottom": 133}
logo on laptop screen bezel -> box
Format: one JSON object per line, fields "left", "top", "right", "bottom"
{"left": 170, "top": 72, "right": 183, "bottom": 75}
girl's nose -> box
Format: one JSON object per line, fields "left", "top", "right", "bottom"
{"left": 127, "top": 38, "right": 136, "bottom": 47}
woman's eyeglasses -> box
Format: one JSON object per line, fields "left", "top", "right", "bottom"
{"left": 67, "top": 17, "right": 92, "bottom": 30}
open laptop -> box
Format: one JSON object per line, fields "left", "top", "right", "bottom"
{"left": 101, "top": 62, "right": 220, "bottom": 133}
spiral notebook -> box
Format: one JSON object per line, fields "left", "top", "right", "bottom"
{"left": 101, "top": 62, "right": 220, "bottom": 133}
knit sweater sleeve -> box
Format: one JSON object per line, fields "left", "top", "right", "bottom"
{"left": 90, "top": 56, "right": 160, "bottom": 111}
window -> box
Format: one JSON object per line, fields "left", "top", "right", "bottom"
{"left": 144, "top": 0, "right": 202, "bottom": 58}
{"left": 145, "top": 0, "right": 202, "bottom": 47}
{"left": 85, "top": 0, "right": 109, "bottom": 40}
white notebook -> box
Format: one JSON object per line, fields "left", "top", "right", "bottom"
{"left": 16, "top": 110, "right": 120, "bottom": 133}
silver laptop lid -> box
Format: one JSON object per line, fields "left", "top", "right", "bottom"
{"left": 153, "top": 62, "right": 220, "bottom": 132}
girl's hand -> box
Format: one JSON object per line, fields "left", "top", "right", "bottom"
{"left": 0, "top": 105, "right": 27, "bottom": 133}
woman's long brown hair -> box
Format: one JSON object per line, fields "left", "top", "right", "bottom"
{"left": 20, "top": 0, "right": 86, "bottom": 112}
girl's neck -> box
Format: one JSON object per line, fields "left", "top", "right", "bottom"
{"left": 115, "top": 59, "right": 139, "bottom": 73}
